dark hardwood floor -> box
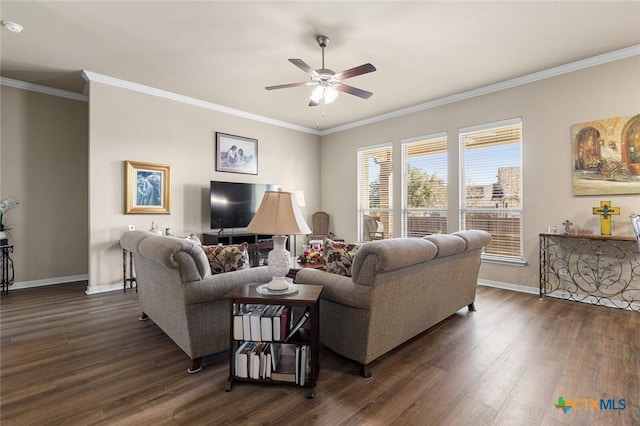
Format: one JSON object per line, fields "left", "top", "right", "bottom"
{"left": 1, "top": 282, "right": 638, "bottom": 425}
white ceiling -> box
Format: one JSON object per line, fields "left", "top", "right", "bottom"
{"left": 1, "top": 1, "right": 639, "bottom": 132}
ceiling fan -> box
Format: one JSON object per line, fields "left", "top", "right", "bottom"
{"left": 265, "top": 35, "right": 376, "bottom": 106}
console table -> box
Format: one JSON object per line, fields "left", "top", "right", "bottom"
{"left": 122, "top": 249, "right": 136, "bottom": 292}
{"left": 539, "top": 233, "right": 640, "bottom": 311}
{"left": 1, "top": 244, "right": 15, "bottom": 294}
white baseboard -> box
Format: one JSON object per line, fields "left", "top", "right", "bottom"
{"left": 8, "top": 275, "right": 127, "bottom": 295}
{"left": 478, "top": 279, "right": 539, "bottom": 295}
{"left": 10, "top": 274, "right": 88, "bottom": 290}
{"left": 85, "top": 282, "right": 126, "bottom": 295}
{"left": 479, "top": 279, "right": 640, "bottom": 312}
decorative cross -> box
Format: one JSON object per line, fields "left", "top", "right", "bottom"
{"left": 562, "top": 220, "right": 573, "bottom": 235}
{"left": 592, "top": 200, "right": 620, "bottom": 236}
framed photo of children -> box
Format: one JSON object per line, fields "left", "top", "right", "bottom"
{"left": 215, "top": 132, "right": 258, "bottom": 175}
{"left": 125, "top": 161, "right": 171, "bottom": 214}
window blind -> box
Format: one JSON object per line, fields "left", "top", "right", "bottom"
{"left": 358, "top": 144, "right": 393, "bottom": 240}
{"left": 401, "top": 133, "right": 448, "bottom": 237}
{"left": 459, "top": 118, "right": 523, "bottom": 261}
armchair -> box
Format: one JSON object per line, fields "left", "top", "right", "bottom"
{"left": 362, "top": 214, "right": 384, "bottom": 241}
{"left": 310, "top": 211, "right": 330, "bottom": 240}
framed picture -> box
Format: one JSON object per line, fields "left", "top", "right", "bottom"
{"left": 572, "top": 114, "right": 640, "bottom": 196}
{"left": 215, "top": 132, "right": 258, "bottom": 175}
{"left": 125, "top": 161, "right": 171, "bottom": 214}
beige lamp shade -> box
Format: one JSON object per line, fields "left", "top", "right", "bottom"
{"left": 246, "top": 190, "right": 311, "bottom": 235}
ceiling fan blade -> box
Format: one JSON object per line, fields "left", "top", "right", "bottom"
{"left": 334, "top": 63, "right": 376, "bottom": 80}
{"left": 289, "top": 59, "right": 319, "bottom": 77}
{"left": 265, "top": 81, "right": 315, "bottom": 90}
{"left": 308, "top": 98, "right": 319, "bottom": 107}
{"left": 334, "top": 83, "right": 373, "bottom": 99}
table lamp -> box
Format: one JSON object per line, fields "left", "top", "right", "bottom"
{"left": 246, "top": 189, "right": 311, "bottom": 292}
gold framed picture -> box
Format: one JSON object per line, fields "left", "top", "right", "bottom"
{"left": 125, "top": 161, "right": 171, "bottom": 214}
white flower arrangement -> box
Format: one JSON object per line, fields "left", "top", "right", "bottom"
{"left": 0, "top": 199, "right": 19, "bottom": 232}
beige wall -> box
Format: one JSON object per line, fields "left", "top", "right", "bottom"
{"left": 0, "top": 86, "right": 89, "bottom": 283}
{"left": 319, "top": 55, "right": 640, "bottom": 290}
{"left": 86, "top": 82, "right": 321, "bottom": 292}
{"left": 3, "top": 55, "right": 638, "bottom": 293}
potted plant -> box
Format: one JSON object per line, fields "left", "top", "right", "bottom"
{"left": 0, "top": 199, "right": 19, "bottom": 245}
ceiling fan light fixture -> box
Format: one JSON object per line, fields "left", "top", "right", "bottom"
{"left": 324, "top": 86, "right": 338, "bottom": 104}
{"left": 310, "top": 85, "right": 339, "bottom": 104}
{"left": 310, "top": 86, "right": 324, "bottom": 103}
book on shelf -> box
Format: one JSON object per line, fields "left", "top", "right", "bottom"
{"left": 258, "top": 343, "right": 273, "bottom": 379}
{"left": 242, "top": 309, "right": 252, "bottom": 341}
{"left": 260, "top": 305, "right": 280, "bottom": 342}
{"left": 297, "top": 345, "right": 310, "bottom": 386}
{"left": 233, "top": 309, "right": 244, "bottom": 340}
{"left": 249, "top": 306, "right": 265, "bottom": 341}
{"left": 272, "top": 305, "right": 284, "bottom": 341}
{"left": 279, "top": 306, "right": 290, "bottom": 341}
{"left": 286, "top": 307, "right": 311, "bottom": 342}
{"left": 249, "top": 342, "right": 266, "bottom": 379}
{"left": 234, "top": 341, "right": 255, "bottom": 379}
{"left": 295, "top": 345, "right": 301, "bottom": 385}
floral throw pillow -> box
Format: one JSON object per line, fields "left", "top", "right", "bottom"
{"left": 201, "top": 243, "right": 250, "bottom": 274}
{"left": 323, "top": 239, "right": 362, "bottom": 277}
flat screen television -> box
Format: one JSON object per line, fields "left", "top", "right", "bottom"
{"left": 210, "top": 181, "right": 279, "bottom": 230}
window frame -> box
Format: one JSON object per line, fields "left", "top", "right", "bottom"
{"left": 357, "top": 143, "right": 393, "bottom": 241}
{"left": 459, "top": 118, "right": 525, "bottom": 265}
{"left": 401, "top": 132, "right": 448, "bottom": 238}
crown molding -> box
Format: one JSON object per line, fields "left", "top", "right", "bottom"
{"left": 4, "top": 44, "right": 637, "bottom": 137}
{"left": 0, "top": 77, "right": 88, "bottom": 102}
{"left": 319, "top": 44, "right": 640, "bottom": 135}
{"left": 81, "top": 71, "right": 320, "bottom": 136}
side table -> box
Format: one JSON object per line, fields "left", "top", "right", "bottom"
{"left": 224, "top": 283, "right": 323, "bottom": 398}
{"left": 1, "top": 244, "right": 15, "bottom": 294}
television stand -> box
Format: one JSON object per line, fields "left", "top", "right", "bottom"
{"left": 202, "top": 232, "right": 288, "bottom": 267}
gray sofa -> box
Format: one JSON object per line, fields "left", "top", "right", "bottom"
{"left": 295, "top": 230, "right": 491, "bottom": 377}
{"left": 120, "top": 231, "right": 272, "bottom": 373}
